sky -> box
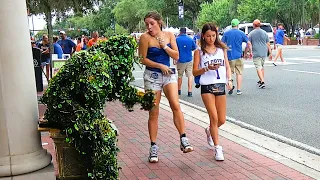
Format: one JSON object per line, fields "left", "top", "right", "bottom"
{"left": 28, "top": 14, "right": 47, "bottom": 32}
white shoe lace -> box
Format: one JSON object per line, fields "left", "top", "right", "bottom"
{"left": 181, "top": 137, "right": 191, "bottom": 147}
{"left": 150, "top": 145, "right": 158, "bottom": 157}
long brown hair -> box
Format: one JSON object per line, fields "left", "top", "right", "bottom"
{"left": 200, "top": 23, "right": 227, "bottom": 54}
{"left": 144, "top": 11, "right": 164, "bottom": 30}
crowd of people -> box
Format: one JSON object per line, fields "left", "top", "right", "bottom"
{"left": 31, "top": 31, "right": 105, "bottom": 80}
{"left": 31, "top": 11, "right": 292, "bottom": 163}
{"left": 137, "top": 11, "right": 294, "bottom": 163}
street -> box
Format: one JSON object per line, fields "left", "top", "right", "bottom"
{"left": 131, "top": 47, "right": 320, "bottom": 150}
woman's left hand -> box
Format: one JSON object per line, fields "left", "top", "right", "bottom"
{"left": 156, "top": 37, "right": 166, "bottom": 48}
{"left": 227, "top": 80, "right": 233, "bottom": 90}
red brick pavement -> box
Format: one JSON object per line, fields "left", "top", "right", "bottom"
{"left": 38, "top": 100, "right": 314, "bottom": 180}
{"left": 104, "top": 101, "right": 314, "bottom": 180}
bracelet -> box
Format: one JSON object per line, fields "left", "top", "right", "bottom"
{"left": 163, "top": 45, "right": 169, "bottom": 50}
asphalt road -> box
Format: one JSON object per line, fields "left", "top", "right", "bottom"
{"left": 131, "top": 46, "right": 320, "bottom": 149}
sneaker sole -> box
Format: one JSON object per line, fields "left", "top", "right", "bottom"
{"left": 149, "top": 157, "right": 159, "bottom": 163}
{"left": 180, "top": 146, "right": 194, "bottom": 153}
{"left": 215, "top": 157, "right": 224, "bottom": 161}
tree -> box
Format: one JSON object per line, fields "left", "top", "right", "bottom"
{"left": 237, "top": 0, "right": 305, "bottom": 36}
{"left": 196, "top": 0, "right": 234, "bottom": 28}
{"left": 26, "top": 0, "right": 101, "bottom": 77}
{"left": 113, "top": 0, "right": 147, "bottom": 33}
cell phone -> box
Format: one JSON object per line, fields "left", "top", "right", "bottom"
{"left": 170, "top": 67, "right": 176, "bottom": 74}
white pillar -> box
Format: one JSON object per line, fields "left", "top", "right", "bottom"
{"left": 0, "top": 0, "right": 52, "bottom": 177}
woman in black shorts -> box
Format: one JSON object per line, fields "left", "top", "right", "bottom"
{"left": 192, "top": 23, "right": 232, "bottom": 161}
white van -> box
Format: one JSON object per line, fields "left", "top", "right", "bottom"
{"left": 223, "top": 23, "right": 274, "bottom": 51}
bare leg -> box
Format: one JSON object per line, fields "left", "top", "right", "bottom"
{"left": 188, "top": 76, "right": 193, "bottom": 92}
{"left": 178, "top": 77, "right": 182, "bottom": 91}
{"left": 148, "top": 90, "right": 162, "bottom": 142}
{"left": 256, "top": 69, "right": 264, "bottom": 82}
{"left": 163, "top": 83, "right": 185, "bottom": 135}
{"left": 274, "top": 48, "right": 281, "bottom": 63}
{"left": 280, "top": 50, "right": 284, "bottom": 62}
{"left": 46, "top": 64, "right": 50, "bottom": 80}
{"left": 236, "top": 74, "right": 242, "bottom": 90}
{"left": 201, "top": 93, "right": 220, "bottom": 145}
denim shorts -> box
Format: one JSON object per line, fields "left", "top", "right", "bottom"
{"left": 144, "top": 69, "right": 177, "bottom": 91}
{"left": 201, "top": 83, "right": 226, "bottom": 96}
{"left": 41, "top": 58, "right": 51, "bottom": 66}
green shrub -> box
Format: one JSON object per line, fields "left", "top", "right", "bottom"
{"left": 41, "top": 35, "right": 154, "bottom": 180}
{"left": 313, "top": 33, "right": 320, "bottom": 39}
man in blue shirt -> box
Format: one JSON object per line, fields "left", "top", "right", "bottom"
{"left": 53, "top": 36, "right": 63, "bottom": 59}
{"left": 273, "top": 23, "right": 290, "bottom": 66}
{"left": 57, "top": 31, "right": 76, "bottom": 56}
{"left": 222, "top": 19, "right": 251, "bottom": 95}
{"left": 192, "top": 31, "right": 200, "bottom": 46}
{"left": 176, "top": 27, "right": 197, "bottom": 97}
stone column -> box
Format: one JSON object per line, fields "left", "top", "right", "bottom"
{"left": 0, "top": 0, "right": 52, "bottom": 177}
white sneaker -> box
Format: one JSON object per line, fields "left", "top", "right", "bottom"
{"left": 148, "top": 145, "right": 159, "bottom": 163}
{"left": 205, "top": 127, "right": 214, "bottom": 147}
{"left": 215, "top": 145, "right": 224, "bottom": 161}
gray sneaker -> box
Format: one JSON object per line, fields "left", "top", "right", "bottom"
{"left": 180, "top": 137, "right": 193, "bottom": 153}
{"left": 148, "top": 145, "right": 159, "bottom": 163}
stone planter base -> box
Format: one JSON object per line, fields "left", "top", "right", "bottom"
{"left": 50, "top": 131, "right": 89, "bottom": 180}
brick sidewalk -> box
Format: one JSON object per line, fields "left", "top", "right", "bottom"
{"left": 105, "top": 101, "right": 313, "bottom": 180}
{"left": 39, "top": 101, "right": 314, "bottom": 180}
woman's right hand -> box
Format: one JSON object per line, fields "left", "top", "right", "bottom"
{"left": 159, "top": 64, "right": 173, "bottom": 75}
{"left": 208, "top": 64, "right": 220, "bottom": 70}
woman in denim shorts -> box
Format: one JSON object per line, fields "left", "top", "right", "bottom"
{"left": 138, "top": 11, "right": 193, "bottom": 163}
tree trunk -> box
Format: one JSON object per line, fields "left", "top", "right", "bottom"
{"left": 45, "top": 8, "right": 53, "bottom": 79}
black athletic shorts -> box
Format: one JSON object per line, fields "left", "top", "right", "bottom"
{"left": 201, "top": 83, "right": 226, "bottom": 96}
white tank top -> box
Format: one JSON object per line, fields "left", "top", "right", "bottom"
{"left": 199, "top": 48, "right": 227, "bottom": 85}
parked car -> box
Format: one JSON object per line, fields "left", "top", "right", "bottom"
{"left": 306, "top": 24, "right": 319, "bottom": 36}
{"left": 222, "top": 22, "right": 274, "bottom": 51}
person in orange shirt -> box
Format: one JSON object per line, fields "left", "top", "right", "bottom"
{"left": 76, "top": 36, "right": 90, "bottom": 52}
{"left": 87, "top": 31, "right": 99, "bottom": 47}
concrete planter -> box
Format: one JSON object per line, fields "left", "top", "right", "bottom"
{"left": 303, "top": 38, "right": 319, "bottom": 46}
{"left": 50, "top": 130, "right": 89, "bottom": 180}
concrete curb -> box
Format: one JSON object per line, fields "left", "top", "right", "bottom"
{"left": 176, "top": 98, "right": 320, "bottom": 157}
{"left": 134, "top": 85, "right": 320, "bottom": 156}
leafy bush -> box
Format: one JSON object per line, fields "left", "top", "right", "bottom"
{"left": 40, "top": 35, "right": 154, "bottom": 180}
{"left": 313, "top": 33, "right": 320, "bottom": 39}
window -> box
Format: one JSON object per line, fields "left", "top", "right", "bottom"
{"left": 239, "top": 27, "right": 245, "bottom": 32}
{"left": 261, "top": 25, "right": 273, "bottom": 32}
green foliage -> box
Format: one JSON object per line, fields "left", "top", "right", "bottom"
{"left": 313, "top": 33, "right": 320, "bottom": 39}
{"left": 113, "top": 0, "right": 147, "bottom": 33}
{"left": 196, "top": 0, "right": 233, "bottom": 28}
{"left": 40, "top": 35, "right": 154, "bottom": 179}
{"left": 237, "top": 0, "right": 277, "bottom": 23}
{"left": 104, "top": 24, "right": 129, "bottom": 37}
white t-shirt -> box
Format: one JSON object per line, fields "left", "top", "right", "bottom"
{"left": 300, "top": 29, "right": 305, "bottom": 38}
{"left": 199, "top": 48, "right": 227, "bottom": 85}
